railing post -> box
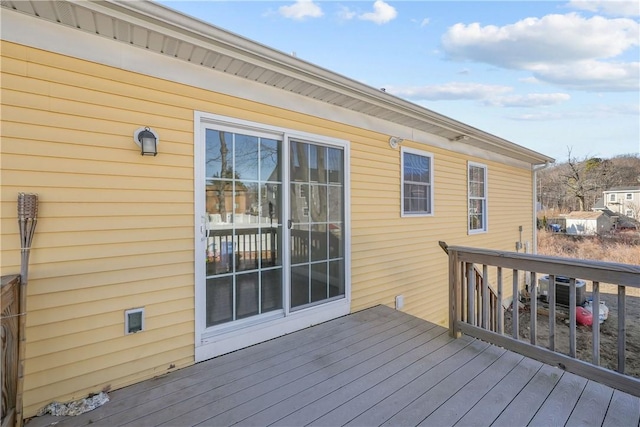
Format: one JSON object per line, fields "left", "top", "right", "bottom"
{"left": 592, "top": 281, "right": 600, "bottom": 365}
{"left": 530, "top": 271, "right": 537, "bottom": 345}
{"left": 512, "top": 269, "right": 519, "bottom": 339}
{"left": 548, "top": 274, "right": 556, "bottom": 352}
{"left": 497, "top": 267, "right": 503, "bottom": 334}
{"left": 618, "top": 285, "right": 626, "bottom": 373}
{"left": 569, "top": 278, "right": 576, "bottom": 358}
{"left": 466, "top": 263, "right": 475, "bottom": 326}
{"left": 449, "top": 249, "right": 461, "bottom": 337}
{"left": 482, "top": 265, "right": 489, "bottom": 330}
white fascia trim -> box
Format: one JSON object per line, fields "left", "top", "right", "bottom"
{"left": 3, "top": 7, "right": 536, "bottom": 169}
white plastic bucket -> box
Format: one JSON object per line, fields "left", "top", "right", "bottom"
{"left": 584, "top": 301, "right": 609, "bottom": 324}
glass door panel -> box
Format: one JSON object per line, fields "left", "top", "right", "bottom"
{"left": 204, "top": 128, "right": 283, "bottom": 328}
{"left": 290, "top": 141, "right": 345, "bottom": 310}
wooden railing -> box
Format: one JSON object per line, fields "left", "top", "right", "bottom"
{"left": 1, "top": 275, "right": 20, "bottom": 427}
{"left": 439, "top": 242, "right": 500, "bottom": 332}
{"left": 445, "top": 244, "right": 640, "bottom": 397}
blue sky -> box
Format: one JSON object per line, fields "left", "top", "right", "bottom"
{"left": 160, "top": 0, "right": 639, "bottom": 162}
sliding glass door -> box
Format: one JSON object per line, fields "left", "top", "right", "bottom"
{"left": 196, "top": 114, "right": 349, "bottom": 360}
{"left": 289, "top": 140, "right": 345, "bottom": 309}
{"left": 204, "top": 128, "right": 283, "bottom": 327}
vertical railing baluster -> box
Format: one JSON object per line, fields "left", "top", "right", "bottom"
{"left": 512, "top": 269, "right": 519, "bottom": 339}
{"left": 497, "top": 267, "right": 503, "bottom": 334}
{"left": 530, "top": 271, "right": 537, "bottom": 345}
{"left": 592, "top": 281, "right": 600, "bottom": 366}
{"left": 448, "top": 249, "right": 461, "bottom": 337}
{"left": 460, "top": 258, "right": 466, "bottom": 324}
{"left": 548, "top": 274, "right": 556, "bottom": 352}
{"left": 569, "top": 277, "right": 576, "bottom": 358}
{"left": 618, "top": 285, "right": 626, "bottom": 374}
{"left": 482, "top": 265, "right": 489, "bottom": 329}
{"left": 467, "top": 263, "right": 475, "bottom": 326}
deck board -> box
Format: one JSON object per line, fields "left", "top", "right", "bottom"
{"left": 453, "top": 356, "right": 543, "bottom": 427}
{"left": 25, "top": 305, "right": 640, "bottom": 427}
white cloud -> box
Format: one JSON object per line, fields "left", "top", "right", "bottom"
{"left": 510, "top": 112, "right": 570, "bottom": 121}
{"left": 509, "top": 102, "right": 640, "bottom": 121}
{"left": 441, "top": 13, "right": 639, "bottom": 92}
{"left": 420, "top": 18, "right": 431, "bottom": 27}
{"left": 337, "top": 6, "right": 356, "bottom": 21}
{"left": 387, "top": 82, "right": 512, "bottom": 101}
{"left": 359, "top": 0, "right": 397, "bottom": 25}
{"left": 519, "top": 76, "right": 541, "bottom": 84}
{"left": 389, "top": 83, "right": 573, "bottom": 109}
{"left": 443, "top": 14, "right": 638, "bottom": 67}
{"left": 279, "top": 0, "right": 323, "bottom": 20}
{"left": 486, "top": 93, "right": 571, "bottom": 108}
{"left": 533, "top": 60, "right": 640, "bottom": 92}
{"left": 568, "top": 0, "right": 640, "bottom": 17}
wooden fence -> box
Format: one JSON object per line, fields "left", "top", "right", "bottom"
{"left": 1, "top": 275, "right": 20, "bottom": 427}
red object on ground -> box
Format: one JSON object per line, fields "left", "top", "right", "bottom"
{"left": 576, "top": 306, "right": 593, "bottom": 326}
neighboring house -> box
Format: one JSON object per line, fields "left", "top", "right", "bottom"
{"left": 0, "top": 0, "right": 554, "bottom": 419}
{"left": 602, "top": 186, "right": 640, "bottom": 218}
{"left": 565, "top": 211, "right": 616, "bottom": 235}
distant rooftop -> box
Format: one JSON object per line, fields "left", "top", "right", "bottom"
{"left": 606, "top": 186, "right": 640, "bottom": 192}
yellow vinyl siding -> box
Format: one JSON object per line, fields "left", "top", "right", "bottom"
{"left": 1, "top": 40, "right": 536, "bottom": 416}
{"left": 1, "top": 41, "right": 199, "bottom": 415}
{"left": 349, "top": 142, "right": 533, "bottom": 325}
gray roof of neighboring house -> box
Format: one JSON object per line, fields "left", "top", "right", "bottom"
{"left": 565, "top": 211, "right": 604, "bottom": 220}
{"left": 593, "top": 198, "right": 605, "bottom": 210}
{"left": 606, "top": 186, "right": 640, "bottom": 192}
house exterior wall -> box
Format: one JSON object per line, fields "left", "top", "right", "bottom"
{"left": 566, "top": 219, "right": 598, "bottom": 235}
{"left": 1, "top": 39, "right": 536, "bottom": 417}
{"left": 603, "top": 189, "right": 640, "bottom": 218}
{"left": 565, "top": 216, "right": 614, "bottom": 235}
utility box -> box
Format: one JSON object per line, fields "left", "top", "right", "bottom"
{"left": 538, "top": 275, "right": 587, "bottom": 306}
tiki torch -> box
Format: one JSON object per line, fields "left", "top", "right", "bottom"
{"left": 15, "top": 193, "right": 38, "bottom": 427}
{"left": 18, "top": 193, "right": 38, "bottom": 283}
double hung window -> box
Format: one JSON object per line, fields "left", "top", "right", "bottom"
{"left": 401, "top": 147, "right": 433, "bottom": 216}
{"left": 468, "top": 162, "right": 487, "bottom": 233}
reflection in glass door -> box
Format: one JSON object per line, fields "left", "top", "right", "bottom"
{"left": 290, "top": 141, "right": 345, "bottom": 310}
{"left": 204, "top": 129, "right": 282, "bottom": 327}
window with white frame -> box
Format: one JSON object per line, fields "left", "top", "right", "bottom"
{"left": 626, "top": 209, "right": 634, "bottom": 217}
{"left": 609, "top": 194, "right": 616, "bottom": 202}
{"left": 401, "top": 147, "right": 433, "bottom": 216}
{"left": 626, "top": 193, "right": 633, "bottom": 200}
{"left": 468, "top": 162, "right": 487, "bottom": 233}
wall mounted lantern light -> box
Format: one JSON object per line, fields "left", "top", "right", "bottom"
{"left": 133, "top": 127, "right": 159, "bottom": 156}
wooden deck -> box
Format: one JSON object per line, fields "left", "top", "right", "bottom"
{"left": 26, "top": 305, "right": 640, "bottom": 427}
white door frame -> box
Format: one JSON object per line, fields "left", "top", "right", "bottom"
{"left": 193, "top": 111, "right": 351, "bottom": 362}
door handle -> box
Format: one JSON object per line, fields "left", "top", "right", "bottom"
{"left": 287, "top": 219, "right": 293, "bottom": 229}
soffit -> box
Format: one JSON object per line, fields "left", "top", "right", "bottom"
{"left": 1, "top": 0, "right": 554, "bottom": 165}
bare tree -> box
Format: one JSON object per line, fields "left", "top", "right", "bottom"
{"left": 563, "top": 148, "right": 610, "bottom": 211}
{"left": 539, "top": 151, "right": 640, "bottom": 213}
